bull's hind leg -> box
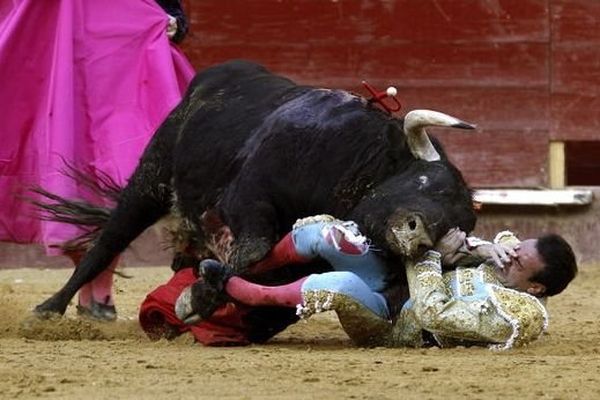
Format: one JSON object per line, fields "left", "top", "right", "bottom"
{"left": 34, "top": 168, "right": 172, "bottom": 317}
{"left": 222, "top": 196, "right": 279, "bottom": 275}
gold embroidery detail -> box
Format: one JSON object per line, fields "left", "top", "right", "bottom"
{"left": 487, "top": 285, "right": 548, "bottom": 350}
{"left": 299, "top": 290, "right": 391, "bottom": 347}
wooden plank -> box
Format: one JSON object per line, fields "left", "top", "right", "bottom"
{"left": 182, "top": 0, "right": 549, "bottom": 88}
{"left": 179, "top": 0, "right": 600, "bottom": 190}
{"left": 549, "top": 141, "right": 565, "bottom": 188}
{"left": 185, "top": 42, "right": 549, "bottom": 89}
{"left": 551, "top": 44, "right": 600, "bottom": 95}
{"left": 550, "top": 2, "right": 600, "bottom": 141}
{"left": 352, "top": 43, "right": 548, "bottom": 88}
{"left": 550, "top": 93, "right": 600, "bottom": 140}
{"left": 551, "top": 0, "right": 600, "bottom": 43}
{"left": 375, "top": 0, "right": 549, "bottom": 43}
{"left": 184, "top": 0, "right": 548, "bottom": 44}
{"left": 433, "top": 130, "right": 549, "bottom": 187}
{"left": 473, "top": 189, "right": 593, "bottom": 205}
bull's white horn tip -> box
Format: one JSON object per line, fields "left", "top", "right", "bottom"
{"left": 452, "top": 121, "right": 476, "bottom": 130}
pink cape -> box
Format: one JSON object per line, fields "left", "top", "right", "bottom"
{"left": 0, "top": 0, "right": 195, "bottom": 252}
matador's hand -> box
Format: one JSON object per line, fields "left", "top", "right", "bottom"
{"left": 166, "top": 14, "right": 178, "bottom": 39}
{"left": 434, "top": 228, "right": 468, "bottom": 266}
{"left": 471, "top": 243, "right": 517, "bottom": 270}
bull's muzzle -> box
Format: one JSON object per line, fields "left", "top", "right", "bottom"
{"left": 386, "top": 213, "right": 433, "bottom": 258}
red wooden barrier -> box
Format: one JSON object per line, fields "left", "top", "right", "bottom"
{"left": 178, "top": 0, "right": 599, "bottom": 187}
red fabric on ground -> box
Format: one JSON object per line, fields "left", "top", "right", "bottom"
{"left": 139, "top": 230, "right": 313, "bottom": 345}
{"left": 139, "top": 268, "right": 253, "bottom": 346}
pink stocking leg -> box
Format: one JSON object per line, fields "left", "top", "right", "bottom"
{"left": 66, "top": 251, "right": 118, "bottom": 309}
{"left": 78, "top": 283, "right": 93, "bottom": 308}
{"left": 91, "top": 257, "right": 119, "bottom": 306}
{"left": 225, "top": 276, "right": 308, "bottom": 308}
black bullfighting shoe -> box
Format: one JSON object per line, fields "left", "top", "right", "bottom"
{"left": 76, "top": 299, "right": 117, "bottom": 321}
{"left": 175, "top": 259, "right": 233, "bottom": 325}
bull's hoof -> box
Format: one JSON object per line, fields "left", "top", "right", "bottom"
{"left": 199, "top": 259, "right": 233, "bottom": 290}
{"left": 230, "top": 237, "right": 271, "bottom": 273}
{"left": 33, "top": 297, "right": 68, "bottom": 319}
{"left": 175, "top": 260, "right": 232, "bottom": 324}
{"left": 31, "top": 307, "right": 63, "bottom": 320}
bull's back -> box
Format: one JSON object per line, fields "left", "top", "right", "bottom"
{"left": 172, "top": 61, "right": 309, "bottom": 213}
{"left": 223, "top": 88, "right": 407, "bottom": 227}
{"left": 172, "top": 60, "right": 406, "bottom": 230}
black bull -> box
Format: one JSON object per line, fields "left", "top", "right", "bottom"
{"left": 34, "top": 60, "right": 476, "bottom": 318}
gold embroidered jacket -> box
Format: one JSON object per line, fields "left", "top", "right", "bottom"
{"left": 390, "top": 232, "right": 548, "bottom": 350}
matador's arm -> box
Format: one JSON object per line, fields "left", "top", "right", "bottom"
{"left": 401, "top": 250, "right": 547, "bottom": 350}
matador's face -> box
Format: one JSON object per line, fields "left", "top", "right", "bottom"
{"left": 496, "top": 239, "right": 546, "bottom": 297}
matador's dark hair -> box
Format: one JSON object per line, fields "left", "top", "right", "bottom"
{"left": 532, "top": 234, "right": 578, "bottom": 297}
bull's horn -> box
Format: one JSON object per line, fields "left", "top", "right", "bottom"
{"left": 403, "top": 109, "right": 476, "bottom": 161}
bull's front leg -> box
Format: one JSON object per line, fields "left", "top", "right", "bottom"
{"left": 34, "top": 173, "right": 171, "bottom": 317}
{"left": 224, "top": 199, "right": 278, "bottom": 275}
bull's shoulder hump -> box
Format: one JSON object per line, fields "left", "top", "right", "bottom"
{"left": 266, "top": 89, "right": 375, "bottom": 129}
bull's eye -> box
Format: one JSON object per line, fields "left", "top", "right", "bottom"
{"left": 408, "top": 219, "right": 417, "bottom": 230}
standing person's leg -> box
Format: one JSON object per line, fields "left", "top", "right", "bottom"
{"left": 66, "top": 251, "right": 118, "bottom": 321}
{"left": 91, "top": 261, "right": 117, "bottom": 306}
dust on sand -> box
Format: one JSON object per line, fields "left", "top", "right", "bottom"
{"left": 1, "top": 265, "right": 599, "bottom": 399}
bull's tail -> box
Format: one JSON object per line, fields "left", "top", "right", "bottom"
{"left": 29, "top": 187, "right": 114, "bottom": 254}
{"left": 28, "top": 161, "right": 122, "bottom": 255}
{"left": 56, "top": 158, "right": 122, "bottom": 203}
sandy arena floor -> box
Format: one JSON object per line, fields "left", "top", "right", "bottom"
{"left": 1, "top": 264, "right": 599, "bottom": 399}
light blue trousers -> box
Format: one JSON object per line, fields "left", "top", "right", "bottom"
{"left": 292, "top": 221, "right": 390, "bottom": 319}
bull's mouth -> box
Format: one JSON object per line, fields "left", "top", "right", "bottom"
{"left": 385, "top": 213, "right": 433, "bottom": 259}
